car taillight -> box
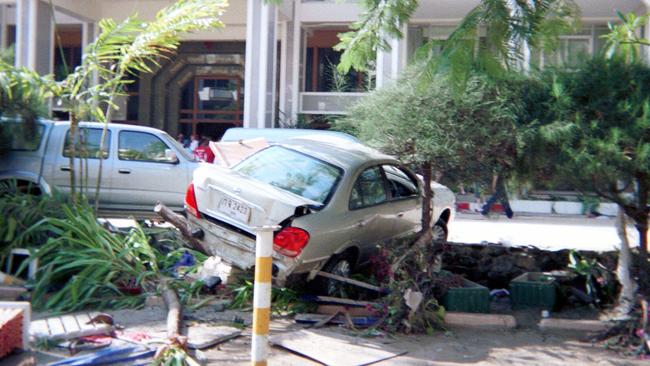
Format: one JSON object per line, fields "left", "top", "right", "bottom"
{"left": 273, "top": 227, "right": 310, "bottom": 257}
{"left": 184, "top": 183, "right": 201, "bottom": 218}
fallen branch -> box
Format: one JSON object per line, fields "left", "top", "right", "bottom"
{"left": 154, "top": 203, "right": 210, "bottom": 255}
{"left": 160, "top": 277, "right": 182, "bottom": 338}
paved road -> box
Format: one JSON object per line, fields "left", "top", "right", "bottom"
{"left": 448, "top": 213, "right": 643, "bottom": 252}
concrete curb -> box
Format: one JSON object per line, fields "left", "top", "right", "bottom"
{"left": 445, "top": 312, "right": 517, "bottom": 329}
{"left": 539, "top": 318, "right": 608, "bottom": 333}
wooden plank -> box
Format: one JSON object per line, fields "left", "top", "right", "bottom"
{"left": 186, "top": 325, "right": 241, "bottom": 349}
{"left": 60, "top": 314, "right": 81, "bottom": 334}
{"left": 294, "top": 313, "right": 379, "bottom": 327}
{"left": 30, "top": 313, "right": 113, "bottom": 341}
{"left": 270, "top": 329, "right": 405, "bottom": 366}
{"left": 0, "top": 285, "right": 28, "bottom": 300}
{"left": 46, "top": 317, "right": 66, "bottom": 337}
{"left": 76, "top": 313, "right": 95, "bottom": 331}
{"left": 309, "top": 296, "right": 377, "bottom": 308}
{"left": 316, "top": 305, "right": 375, "bottom": 317}
{"left": 313, "top": 271, "right": 384, "bottom": 292}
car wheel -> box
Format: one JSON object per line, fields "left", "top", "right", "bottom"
{"left": 315, "top": 253, "right": 354, "bottom": 296}
{"left": 432, "top": 221, "right": 448, "bottom": 244}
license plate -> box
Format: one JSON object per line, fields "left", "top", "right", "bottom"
{"left": 218, "top": 196, "right": 251, "bottom": 223}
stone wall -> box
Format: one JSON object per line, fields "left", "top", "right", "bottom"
{"left": 442, "top": 242, "right": 618, "bottom": 289}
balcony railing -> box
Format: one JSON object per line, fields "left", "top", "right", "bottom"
{"left": 299, "top": 92, "right": 366, "bottom": 115}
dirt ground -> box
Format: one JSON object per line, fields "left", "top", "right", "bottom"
{"left": 4, "top": 305, "right": 642, "bottom": 365}
{"left": 109, "top": 305, "right": 645, "bottom": 366}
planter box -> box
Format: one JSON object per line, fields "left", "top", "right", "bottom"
{"left": 442, "top": 278, "right": 490, "bottom": 313}
{"left": 510, "top": 272, "right": 557, "bottom": 310}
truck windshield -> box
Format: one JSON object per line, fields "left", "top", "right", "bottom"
{"left": 234, "top": 146, "right": 342, "bottom": 205}
{"left": 161, "top": 132, "right": 195, "bottom": 162}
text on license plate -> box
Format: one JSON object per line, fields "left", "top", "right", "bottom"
{"left": 218, "top": 197, "right": 251, "bottom": 223}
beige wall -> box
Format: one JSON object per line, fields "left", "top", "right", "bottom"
{"left": 52, "top": 0, "right": 246, "bottom": 40}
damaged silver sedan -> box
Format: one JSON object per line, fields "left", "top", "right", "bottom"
{"left": 184, "top": 136, "right": 455, "bottom": 287}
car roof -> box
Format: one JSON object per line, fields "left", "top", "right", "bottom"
{"left": 221, "top": 127, "right": 361, "bottom": 143}
{"left": 277, "top": 135, "right": 397, "bottom": 171}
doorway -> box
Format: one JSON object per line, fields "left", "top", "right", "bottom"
{"left": 178, "top": 76, "right": 243, "bottom": 140}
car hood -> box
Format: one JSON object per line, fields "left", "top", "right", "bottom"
{"left": 193, "top": 164, "right": 319, "bottom": 234}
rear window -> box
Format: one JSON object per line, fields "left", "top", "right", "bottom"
{"left": 234, "top": 146, "right": 342, "bottom": 205}
{"left": 1, "top": 122, "right": 45, "bottom": 151}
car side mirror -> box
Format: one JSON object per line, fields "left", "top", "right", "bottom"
{"left": 165, "top": 149, "right": 179, "bottom": 164}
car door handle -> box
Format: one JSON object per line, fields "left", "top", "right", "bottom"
{"left": 396, "top": 212, "right": 405, "bottom": 217}
{"left": 60, "top": 166, "right": 71, "bottom": 172}
{"left": 357, "top": 221, "right": 366, "bottom": 228}
{"left": 118, "top": 169, "right": 131, "bottom": 174}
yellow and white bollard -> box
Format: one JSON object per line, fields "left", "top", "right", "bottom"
{"left": 251, "top": 226, "right": 277, "bottom": 366}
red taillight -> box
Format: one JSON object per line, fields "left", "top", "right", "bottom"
{"left": 273, "top": 227, "right": 310, "bottom": 257}
{"left": 184, "top": 183, "right": 201, "bottom": 218}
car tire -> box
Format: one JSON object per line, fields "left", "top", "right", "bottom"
{"left": 313, "top": 252, "right": 355, "bottom": 296}
{"left": 432, "top": 221, "right": 448, "bottom": 244}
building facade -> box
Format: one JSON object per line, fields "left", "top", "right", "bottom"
{"left": 0, "top": 0, "right": 647, "bottom": 139}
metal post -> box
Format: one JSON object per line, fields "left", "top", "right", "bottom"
{"left": 251, "top": 226, "right": 277, "bottom": 366}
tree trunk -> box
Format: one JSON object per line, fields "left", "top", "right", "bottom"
{"left": 615, "top": 208, "right": 638, "bottom": 319}
{"left": 421, "top": 161, "right": 434, "bottom": 233}
{"left": 154, "top": 203, "right": 211, "bottom": 255}
{"left": 160, "top": 278, "right": 182, "bottom": 338}
{"left": 391, "top": 162, "right": 436, "bottom": 273}
{"left": 68, "top": 113, "right": 78, "bottom": 204}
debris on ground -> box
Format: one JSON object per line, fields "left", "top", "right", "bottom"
{"left": 30, "top": 312, "right": 114, "bottom": 342}
{"left": 270, "top": 329, "right": 406, "bottom": 366}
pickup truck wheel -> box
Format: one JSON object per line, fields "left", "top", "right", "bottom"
{"left": 432, "top": 222, "right": 448, "bottom": 244}
{"left": 314, "top": 253, "right": 354, "bottom": 296}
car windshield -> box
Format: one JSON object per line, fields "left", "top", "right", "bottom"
{"left": 234, "top": 146, "right": 342, "bottom": 205}
{"left": 161, "top": 132, "right": 195, "bottom": 161}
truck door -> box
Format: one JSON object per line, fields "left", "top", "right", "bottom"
{"left": 110, "top": 130, "right": 187, "bottom": 211}
{"left": 49, "top": 127, "right": 113, "bottom": 205}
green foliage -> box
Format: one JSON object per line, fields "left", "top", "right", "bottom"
{"left": 0, "top": 61, "right": 55, "bottom": 146}
{"left": 335, "top": 0, "right": 418, "bottom": 73}
{"left": 0, "top": 181, "right": 65, "bottom": 261}
{"left": 536, "top": 57, "right": 650, "bottom": 249}
{"left": 337, "top": 0, "right": 579, "bottom": 88}
{"left": 602, "top": 11, "right": 650, "bottom": 64}
{"left": 338, "top": 68, "right": 517, "bottom": 183}
{"left": 25, "top": 201, "right": 205, "bottom": 312}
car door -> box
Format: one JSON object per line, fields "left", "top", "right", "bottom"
{"left": 49, "top": 127, "right": 113, "bottom": 205}
{"left": 345, "top": 165, "right": 397, "bottom": 261}
{"left": 110, "top": 130, "right": 188, "bottom": 211}
{"left": 382, "top": 164, "right": 422, "bottom": 236}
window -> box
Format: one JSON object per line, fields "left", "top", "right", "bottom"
{"left": 2, "top": 121, "right": 45, "bottom": 151}
{"left": 383, "top": 165, "right": 418, "bottom": 199}
{"left": 118, "top": 131, "right": 174, "bottom": 163}
{"left": 532, "top": 37, "right": 591, "bottom": 68}
{"left": 350, "top": 167, "right": 388, "bottom": 209}
{"left": 63, "top": 128, "right": 110, "bottom": 159}
{"left": 234, "top": 146, "right": 342, "bottom": 205}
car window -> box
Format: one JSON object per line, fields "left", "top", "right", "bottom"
{"left": 118, "top": 131, "right": 174, "bottom": 163}
{"left": 350, "top": 166, "right": 388, "bottom": 209}
{"left": 234, "top": 146, "right": 342, "bottom": 205}
{"left": 383, "top": 165, "right": 418, "bottom": 199}
{"left": 2, "top": 121, "right": 45, "bottom": 151}
{"left": 63, "top": 128, "right": 110, "bottom": 159}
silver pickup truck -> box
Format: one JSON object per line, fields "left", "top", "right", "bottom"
{"left": 0, "top": 119, "right": 197, "bottom": 217}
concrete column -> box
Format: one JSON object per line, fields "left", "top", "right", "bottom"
{"left": 0, "top": 5, "right": 6, "bottom": 50}
{"left": 244, "top": 0, "right": 277, "bottom": 128}
{"left": 375, "top": 26, "right": 407, "bottom": 88}
{"left": 15, "top": 0, "right": 53, "bottom": 74}
{"left": 290, "top": 0, "right": 301, "bottom": 123}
